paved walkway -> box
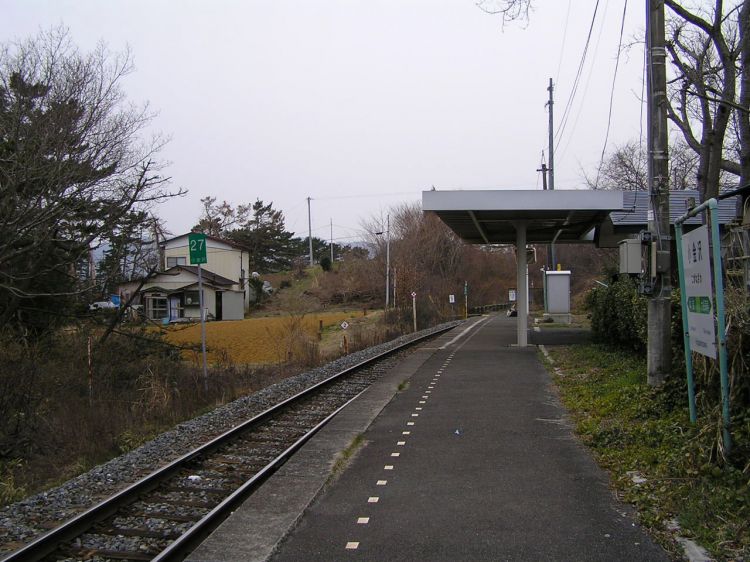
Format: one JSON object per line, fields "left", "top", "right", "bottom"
{"left": 189, "top": 315, "right": 669, "bottom": 562}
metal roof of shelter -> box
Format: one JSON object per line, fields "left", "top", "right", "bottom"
{"left": 422, "top": 189, "right": 624, "bottom": 245}
{"left": 597, "top": 190, "right": 740, "bottom": 247}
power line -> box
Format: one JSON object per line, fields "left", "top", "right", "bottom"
{"left": 313, "top": 190, "right": 419, "bottom": 201}
{"left": 554, "top": 0, "right": 573, "bottom": 87}
{"left": 595, "top": 0, "right": 629, "bottom": 189}
{"left": 559, "top": 0, "right": 611, "bottom": 160}
{"left": 554, "top": 0, "right": 602, "bottom": 154}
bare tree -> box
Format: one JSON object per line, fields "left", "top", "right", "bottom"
{"left": 0, "top": 27, "right": 181, "bottom": 334}
{"left": 476, "top": 0, "right": 532, "bottom": 24}
{"left": 663, "top": 0, "right": 749, "bottom": 199}
{"left": 585, "top": 139, "right": 703, "bottom": 191}
{"left": 194, "top": 196, "right": 251, "bottom": 237}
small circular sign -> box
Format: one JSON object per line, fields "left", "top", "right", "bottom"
{"left": 411, "top": 291, "right": 417, "bottom": 298}
{"left": 340, "top": 321, "right": 349, "bottom": 330}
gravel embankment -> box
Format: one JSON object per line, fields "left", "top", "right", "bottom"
{"left": 0, "top": 322, "right": 459, "bottom": 554}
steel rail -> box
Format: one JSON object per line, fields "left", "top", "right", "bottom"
{"left": 4, "top": 324, "right": 457, "bottom": 562}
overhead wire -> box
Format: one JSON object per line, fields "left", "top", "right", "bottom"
{"left": 594, "top": 0, "right": 629, "bottom": 189}
{"left": 638, "top": 23, "right": 647, "bottom": 175}
{"left": 313, "top": 190, "right": 419, "bottom": 201}
{"left": 557, "top": 0, "right": 611, "bottom": 160}
{"left": 554, "top": 0, "right": 573, "bottom": 88}
{"left": 553, "top": 0, "right": 602, "bottom": 155}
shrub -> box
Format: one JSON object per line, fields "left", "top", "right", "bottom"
{"left": 0, "top": 328, "right": 273, "bottom": 504}
{"left": 588, "top": 276, "right": 648, "bottom": 352}
{"left": 587, "top": 276, "right": 750, "bottom": 466}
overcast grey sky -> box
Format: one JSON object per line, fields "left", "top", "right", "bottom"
{"left": 3, "top": 0, "right": 646, "bottom": 244}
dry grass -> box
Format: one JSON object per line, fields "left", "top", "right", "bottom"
{"left": 164, "top": 310, "right": 372, "bottom": 365}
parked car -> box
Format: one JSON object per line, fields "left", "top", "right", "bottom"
{"left": 89, "top": 301, "right": 117, "bottom": 311}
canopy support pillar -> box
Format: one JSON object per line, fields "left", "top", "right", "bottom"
{"left": 514, "top": 221, "right": 528, "bottom": 347}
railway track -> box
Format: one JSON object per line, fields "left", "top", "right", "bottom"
{"left": 4, "top": 326, "right": 453, "bottom": 562}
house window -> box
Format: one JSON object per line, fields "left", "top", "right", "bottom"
{"left": 146, "top": 296, "right": 168, "bottom": 320}
{"left": 167, "top": 256, "right": 187, "bottom": 268}
{"left": 184, "top": 290, "right": 201, "bottom": 306}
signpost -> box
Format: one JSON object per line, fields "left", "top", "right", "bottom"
{"left": 340, "top": 321, "right": 349, "bottom": 354}
{"left": 464, "top": 281, "right": 468, "bottom": 319}
{"left": 411, "top": 291, "right": 417, "bottom": 332}
{"left": 675, "top": 201, "right": 730, "bottom": 452}
{"left": 189, "top": 233, "right": 209, "bottom": 385}
{"left": 681, "top": 226, "right": 716, "bottom": 359}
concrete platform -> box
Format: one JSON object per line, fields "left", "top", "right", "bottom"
{"left": 188, "top": 315, "right": 668, "bottom": 562}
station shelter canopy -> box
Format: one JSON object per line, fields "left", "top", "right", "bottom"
{"left": 422, "top": 189, "right": 625, "bottom": 347}
{"left": 422, "top": 189, "right": 624, "bottom": 245}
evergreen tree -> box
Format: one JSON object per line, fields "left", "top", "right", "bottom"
{"left": 229, "top": 199, "right": 297, "bottom": 272}
{"left": 0, "top": 28, "right": 177, "bottom": 335}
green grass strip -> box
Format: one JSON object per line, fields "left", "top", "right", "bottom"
{"left": 546, "top": 344, "right": 749, "bottom": 560}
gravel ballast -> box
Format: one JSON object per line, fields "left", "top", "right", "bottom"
{"left": 0, "top": 322, "right": 459, "bottom": 555}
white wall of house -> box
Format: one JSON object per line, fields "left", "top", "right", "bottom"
{"left": 221, "top": 292, "right": 245, "bottom": 320}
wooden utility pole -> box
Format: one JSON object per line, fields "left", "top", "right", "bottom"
{"left": 546, "top": 78, "right": 557, "bottom": 269}
{"left": 537, "top": 161, "right": 548, "bottom": 190}
{"left": 646, "top": 0, "right": 671, "bottom": 386}
{"left": 307, "top": 197, "right": 314, "bottom": 266}
{"left": 546, "top": 78, "right": 555, "bottom": 192}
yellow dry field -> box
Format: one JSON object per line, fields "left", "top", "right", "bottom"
{"left": 164, "top": 311, "right": 362, "bottom": 365}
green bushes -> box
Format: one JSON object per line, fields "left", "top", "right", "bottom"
{"left": 587, "top": 276, "right": 750, "bottom": 467}
{"left": 588, "top": 276, "right": 648, "bottom": 352}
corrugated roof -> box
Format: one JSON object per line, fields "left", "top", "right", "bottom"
{"left": 610, "top": 190, "right": 739, "bottom": 226}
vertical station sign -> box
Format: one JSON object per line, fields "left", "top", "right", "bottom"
{"left": 682, "top": 225, "right": 716, "bottom": 359}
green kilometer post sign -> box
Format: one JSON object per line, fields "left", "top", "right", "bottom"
{"left": 188, "top": 232, "right": 209, "bottom": 385}
{"left": 188, "top": 233, "right": 208, "bottom": 265}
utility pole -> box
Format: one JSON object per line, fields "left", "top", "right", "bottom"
{"left": 546, "top": 78, "right": 555, "bottom": 192}
{"left": 546, "top": 78, "right": 557, "bottom": 269}
{"left": 646, "top": 0, "right": 671, "bottom": 386}
{"left": 307, "top": 197, "right": 313, "bottom": 267}
{"left": 537, "top": 162, "right": 548, "bottom": 190}
{"left": 385, "top": 214, "right": 390, "bottom": 311}
{"left": 537, "top": 158, "right": 553, "bottom": 272}
{"left": 330, "top": 218, "right": 334, "bottom": 263}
